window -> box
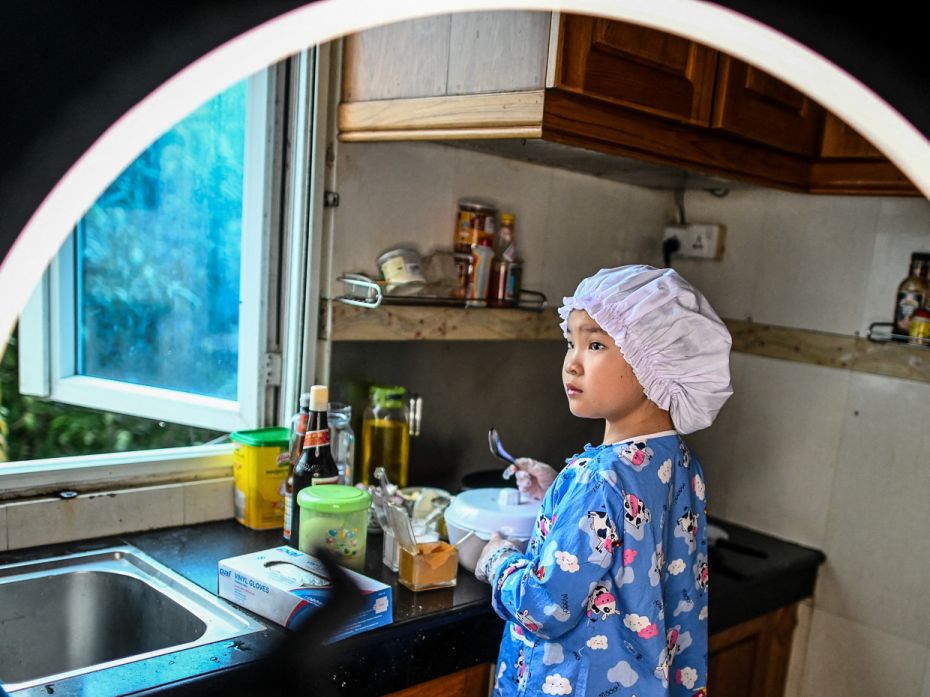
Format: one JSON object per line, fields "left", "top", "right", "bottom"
{"left": 16, "top": 70, "right": 277, "bottom": 437}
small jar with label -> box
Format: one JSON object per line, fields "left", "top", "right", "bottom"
{"left": 455, "top": 200, "right": 497, "bottom": 253}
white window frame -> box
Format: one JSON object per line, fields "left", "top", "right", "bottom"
{"left": 18, "top": 70, "right": 273, "bottom": 434}
{"left": 3, "top": 47, "right": 329, "bottom": 497}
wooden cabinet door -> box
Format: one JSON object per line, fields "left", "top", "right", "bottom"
{"left": 556, "top": 15, "right": 718, "bottom": 125}
{"left": 711, "top": 56, "right": 825, "bottom": 156}
{"left": 708, "top": 604, "right": 798, "bottom": 697}
{"left": 819, "top": 112, "right": 884, "bottom": 158}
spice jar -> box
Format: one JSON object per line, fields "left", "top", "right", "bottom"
{"left": 455, "top": 200, "right": 497, "bottom": 253}
{"left": 297, "top": 484, "right": 372, "bottom": 571}
{"left": 398, "top": 541, "right": 459, "bottom": 591}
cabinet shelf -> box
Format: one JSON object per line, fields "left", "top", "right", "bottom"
{"left": 323, "top": 302, "right": 562, "bottom": 341}
{"left": 324, "top": 303, "right": 930, "bottom": 385}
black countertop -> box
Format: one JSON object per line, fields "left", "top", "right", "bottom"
{"left": 2, "top": 518, "right": 825, "bottom": 697}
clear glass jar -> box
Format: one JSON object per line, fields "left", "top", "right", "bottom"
{"left": 361, "top": 386, "right": 410, "bottom": 487}
{"left": 328, "top": 402, "right": 356, "bottom": 485}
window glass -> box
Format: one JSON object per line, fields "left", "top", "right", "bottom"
{"left": 76, "top": 79, "right": 247, "bottom": 400}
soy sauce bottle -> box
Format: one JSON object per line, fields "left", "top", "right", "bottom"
{"left": 282, "top": 392, "right": 311, "bottom": 544}
{"left": 289, "top": 385, "right": 339, "bottom": 547}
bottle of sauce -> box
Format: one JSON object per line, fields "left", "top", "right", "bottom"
{"left": 893, "top": 252, "right": 930, "bottom": 339}
{"left": 290, "top": 385, "right": 339, "bottom": 548}
{"left": 282, "top": 392, "right": 311, "bottom": 545}
{"left": 360, "top": 386, "right": 410, "bottom": 487}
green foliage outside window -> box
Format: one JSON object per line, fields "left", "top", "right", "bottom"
{"left": 0, "top": 331, "right": 225, "bottom": 463}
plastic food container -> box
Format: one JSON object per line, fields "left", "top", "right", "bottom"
{"left": 297, "top": 485, "right": 372, "bottom": 571}
{"left": 444, "top": 487, "right": 541, "bottom": 571}
{"left": 398, "top": 541, "right": 458, "bottom": 592}
{"left": 231, "top": 427, "right": 290, "bottom": 530}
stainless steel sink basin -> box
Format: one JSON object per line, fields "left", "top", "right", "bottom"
{"left": 0, "top": 545, "right": 264, "bottom": 691}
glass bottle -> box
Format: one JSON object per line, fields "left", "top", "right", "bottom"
{"left": 282, "top": 392, "right": 311, "bottom": 544}
{"left": 893, "top": 252, "right": 930, "bottom": 338}
{"left": 290, "top": 385, "right": 339, "bottom": 548}
{"left": 361, "top": 386, "right": 410, "bottom": 488}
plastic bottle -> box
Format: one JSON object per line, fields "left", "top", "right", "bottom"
{"left": 893, "top": 252, "right": 930, "bottom": 338}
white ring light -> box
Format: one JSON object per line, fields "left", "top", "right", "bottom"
{"left": 2, "top": 0, "right": 928, "bottom": 350}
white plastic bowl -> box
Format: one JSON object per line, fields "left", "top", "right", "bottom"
{"left": 444, "top": 488, "right": 540, "bottom": 570}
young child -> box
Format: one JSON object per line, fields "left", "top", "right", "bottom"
{"left": 475, "top": 265, "right": 732, "bottom": 697}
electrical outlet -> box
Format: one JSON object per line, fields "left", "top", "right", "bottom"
{"left": 663, "top": 224, "right": 726, "bottom": 260}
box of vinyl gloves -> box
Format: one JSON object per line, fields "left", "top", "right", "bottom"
{"left": 218, "top": 546, "right": 392, "bottom": 641}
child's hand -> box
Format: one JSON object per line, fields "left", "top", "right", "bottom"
{"left": 474, "top": 533, "right": 520, "bottom": 583}
{"left": 512, "top": 457, "right": 557, "bottom": 501}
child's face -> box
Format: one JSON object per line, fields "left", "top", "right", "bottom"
{"left": 562, "top": 310, "right": 647, "bottom": 422}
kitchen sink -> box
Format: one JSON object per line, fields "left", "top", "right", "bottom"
{"left": 0, "top": 545, "right": 265, "bottom": 691}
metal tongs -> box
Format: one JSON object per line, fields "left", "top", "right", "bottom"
{"left": 488, "top": 427, "right": 517, "bottom": 479}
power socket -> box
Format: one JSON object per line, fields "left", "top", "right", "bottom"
{"left": 663, "top": 224, "right": 726, "bottom": 260}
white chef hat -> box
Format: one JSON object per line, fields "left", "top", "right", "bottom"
{"left": 559, "top": 265, "right": 732, "bottom": 434}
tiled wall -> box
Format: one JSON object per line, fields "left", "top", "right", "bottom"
{"left": 333, "top": 141, "right": 930, "bottom": 697}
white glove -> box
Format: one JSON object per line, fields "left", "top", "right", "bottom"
{"left": 512, "top": 457, "right": 557, "bottom": 501}
{"left": 474, "top": 532, "right": 520, "bottom": 584}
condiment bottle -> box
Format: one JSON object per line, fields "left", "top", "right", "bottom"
{"left": 497, "top": 212, "right": 516, "bottom": 261}
{"left": 360, "top": 386, "right": 410, "bottom": 487}
{"left": 291, "top": 385, "right": 340, "bottom": 546}
{"left": 283, "top": 392, "right": 311, "bottom": 545}
{"left": 893, "top": 252, "right": 930, "bottom": 339}
{"left": 908, "top": 308, "right": 930, "bottom": 345}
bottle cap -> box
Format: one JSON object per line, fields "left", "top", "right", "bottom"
{"left": 297, "top": 484, "right": 372, "bottom": 513}
{"left": 309, "top": 385, "right": 329, "bottom": 411}
{"left": 500, "top": 213, "right": 515, "bottom": 225}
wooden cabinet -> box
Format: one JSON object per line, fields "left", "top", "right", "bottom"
{"left": 384, "top": 663, "right": 491, "bottom": 697}
{"left": 339, "top": 12, "right": 918, "bottom": 196}
{"left": 711, "top": 55, "right": 824, "bottom": 156}
{"left": 556, "top": 15, "right": 718, "bottom": 125}
{"left": 384, "top": 605, "right": 800, "bottom": 697}
{"left": 708, "top": 604, "right": 799, "bottom": 697}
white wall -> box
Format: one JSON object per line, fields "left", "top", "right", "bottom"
{"left": 334, "top": 141, "right": 930, "bottom": 697}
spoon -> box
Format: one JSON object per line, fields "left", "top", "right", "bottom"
{"left": 488, "top": 427, "right": 515, "bottom": 464}
{"left": 488, "top": 427, "right": 517, "bottom": 479}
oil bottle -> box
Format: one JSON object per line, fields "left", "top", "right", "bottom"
{"left": 360, "top": 386, "right": 413, "bottom": 487}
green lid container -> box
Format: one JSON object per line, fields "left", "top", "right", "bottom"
{"left": 297, "top": 485, "right": 372, "bottom": 513}
{"left": 230, "top": 427, "right": 290, "bottom": 448}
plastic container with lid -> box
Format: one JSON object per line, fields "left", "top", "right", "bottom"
{"left": 444, "top": 487, "right": 541, "bottom": 571}
{"left": 297, "top": 484, "right": 372, "bottom": 571}
{"left": 231, "top": 427, "right": 290, "bottom": 530}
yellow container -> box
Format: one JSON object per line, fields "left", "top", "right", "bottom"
{"left": 231, "top": 427, "right": 290, "bottom": 530}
